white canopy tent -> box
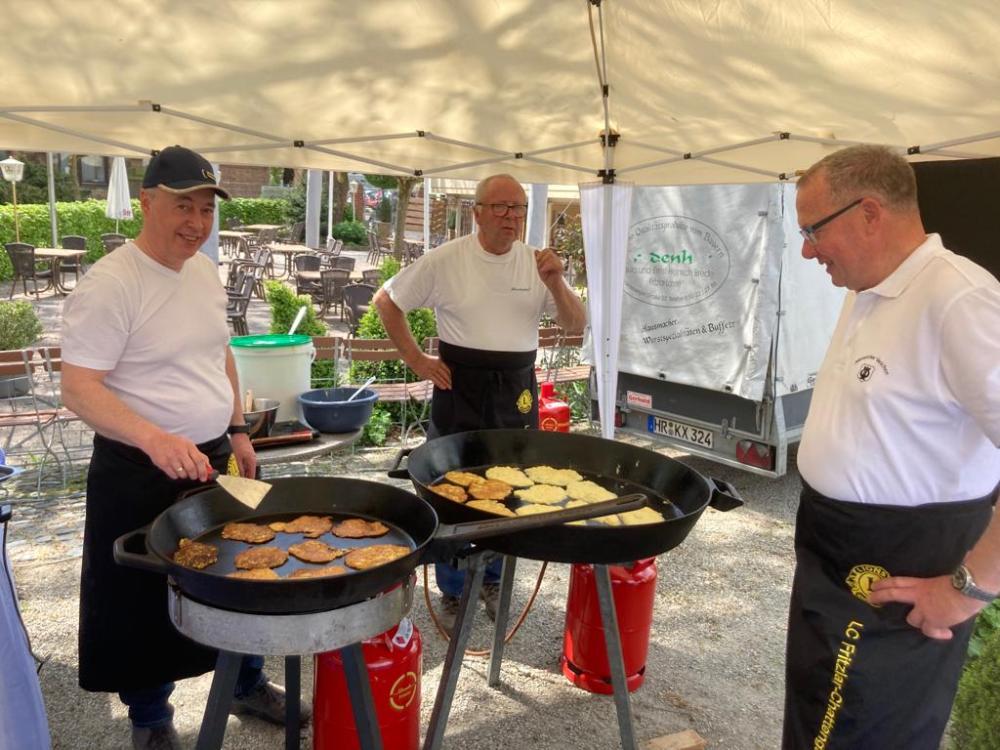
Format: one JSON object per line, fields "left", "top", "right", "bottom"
{"left": 4, "top": 0, "right": 999, "bottom": 435}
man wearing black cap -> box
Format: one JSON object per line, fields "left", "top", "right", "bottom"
{"left": 62, "top": 146, "right": 308, "bottom": 749}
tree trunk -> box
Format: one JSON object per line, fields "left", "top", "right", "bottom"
{"left": 393, "top": 176, "right": 419, "bottom": 262}
{"left": 332, "top": 172, "right": 349, "bottom": 223}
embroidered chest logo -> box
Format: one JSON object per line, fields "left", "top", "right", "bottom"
{"left": 854, "top": 355, "right": 889, "bottom": 383}
{"left": 516, "top": 389, "right": 533, "bottom": 414}
{"left": 845, "top": 564, "right": 889, "bottom": 606}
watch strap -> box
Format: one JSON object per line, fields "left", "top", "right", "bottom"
{"left": 227, "top": 424, "right": 251, "bottom": 435}
{"left": 955, "top": 564, "right": 997, "bottom": 603}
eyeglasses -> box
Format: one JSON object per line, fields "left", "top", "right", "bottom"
{"left": 477, "top": 202, "right": 528, "bottom": 218}
{"left": 799, "top": 198, "right": 863, "bottom": 245}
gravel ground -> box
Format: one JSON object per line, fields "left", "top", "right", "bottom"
{"left": 5, "top": 431, "right": 801, "bottom": 750}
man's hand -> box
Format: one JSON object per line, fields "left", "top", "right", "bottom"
{"left": 535, "top": 248, "right": 566, "bottom": 290}
{"left": 412, "top": 352, "right": 451, "bottom": 390}
{"left": 229, "top": 432, "right": 257, "bottom": 478}
{"left": 143, "top": 432, "right": 213, "bottom": 483}
{"left": 869, "top": 574, "right": 986, "bottom": 640}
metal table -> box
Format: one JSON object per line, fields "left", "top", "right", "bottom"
{"left": 169, "top": 576, "right": 414, "bottom": 750}
{"left": 254, "top": 428, "right": 362, "bottom": 466}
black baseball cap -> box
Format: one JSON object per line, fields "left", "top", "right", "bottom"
{"left": 142, "top": 145, "right": 231, "bottom": 199}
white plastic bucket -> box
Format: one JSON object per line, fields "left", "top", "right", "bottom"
{"left": 230, "top": 334, "right": 315, "bottom": 423}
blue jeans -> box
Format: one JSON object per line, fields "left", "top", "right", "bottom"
{"left": 119, "top": 655, "right": 265, "bottom": 728}
{"left": 434, "top": 559, "right": 502, "bottom": 598}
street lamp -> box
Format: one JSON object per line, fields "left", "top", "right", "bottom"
{"left": 349, "top": 180, "right": 359, "bottom": 222}
{"left": 1, "top": 156, "right": 25, "bottom": 242}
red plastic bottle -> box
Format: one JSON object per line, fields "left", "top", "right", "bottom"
{"left": 313, "top": 618, "right": 422, "bottom": 750}
{"left": 538, "top": 381, "right": 571, "bottom": 432}
{"left": 561, "top": 559, "right": 657, "bottom": 694}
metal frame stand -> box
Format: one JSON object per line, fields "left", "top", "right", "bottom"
{"left": 170, "top": 579, "right": 413, "bottom": 750}
{"left": 422, "top": 558, "right": 638, "bottom": 750}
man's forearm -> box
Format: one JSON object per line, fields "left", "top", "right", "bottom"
{"left": 965, "top": 504, "right": 1000, "bottom": 594}
{"left": 551, "top": 283, "right": 587, "bottom": 334}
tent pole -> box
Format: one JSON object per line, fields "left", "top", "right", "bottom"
{"left": 46, "top": 152, "right": 58, "bottom": 246}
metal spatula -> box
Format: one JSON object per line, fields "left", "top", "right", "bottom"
{"left": 208, "top": 470, "right": 272, "bottom": 509}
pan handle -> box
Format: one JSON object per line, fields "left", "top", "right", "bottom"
{"left": 707, "top": 477, "right": 744, "bottom": 512}
{"left": 436, "top": 493, "right": 649, "bottom": 544}
{"left": 387, "top": 448, "right": 413, "bottom": 479}
{"left": 113, "top": 527, "right": 170, "bottom": 574}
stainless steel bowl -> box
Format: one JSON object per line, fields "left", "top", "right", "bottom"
{"left": 243, "top": 398, "right": 280, "bottom": 438}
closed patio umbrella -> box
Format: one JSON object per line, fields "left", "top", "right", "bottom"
{"left": 105, "top": 156, "right": 132, "bottom": 232}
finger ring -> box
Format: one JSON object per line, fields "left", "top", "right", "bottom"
{"left": 176, "top": 466, "right": 185, "bottom": 473}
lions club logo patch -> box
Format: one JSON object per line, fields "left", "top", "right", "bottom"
{"left": 846, "top": 564, "right": 889, "bottom": 606}
{"left": 516, "top": 389, "right": 533, "bottom": 414}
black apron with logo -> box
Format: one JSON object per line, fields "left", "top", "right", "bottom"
{"left": 429, "top": 341, "right": 538, "bottom": 438}
{"left": 782, "top": 482, "right": 996, "bottom": 750}
{"left": 78, "top": 433, "right": 231, "bottom": 692}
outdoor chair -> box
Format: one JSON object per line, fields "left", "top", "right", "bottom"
{"left": 342, "top": 283, "right": 376, "bottom": 336}
{"left": 293, "top": 254, "right": 323, "bottom": 298}
{"left": 402, "top": 240, "right": 424, "bottom": 265}
{"left": 35, "top": 346, "right": 90, "bottom": 471}
{"left": 278, "top": 221, "right": 305, "bottom": 243}
{"left": 226, "top": 275, "right": 256, "bottom": 336}
{"left": 317, "top": 238, "right": 343, "bottom": 268}
{"left": 366, "top": 230, "right": 392, "bottom": 267}
{"left": 537, "top": 325, "right": 589, "bottom": 387}
{"left": 330, "top": 256, "right": 356, "bottom": 272}
{"left": 318, "top": 268, "right": 351, "bottom": 318}
{"left": 100, "top": 233, "right": 127, "bottom": 253}
{"left": 360, "top": 268, "right": 382, "bottom": 286}
{"left": 4, "top": 243, "right": 52, "bottom": 299}
{"left": 60, "top": 235, "right": 87, "bottom": 286}
{"left": 310, "top": 335, "right": 347, "bottom": 389}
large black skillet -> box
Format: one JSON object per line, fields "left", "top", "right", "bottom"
{"left": 390, "top": 429, "right": 744, "bottom": 564}
{"left": 112, "top": 476, "right": 646, "bottom": 615}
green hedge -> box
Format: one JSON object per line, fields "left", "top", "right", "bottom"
{"left": 952, "top": 625, "right": 1000, "bottom": 749}
{"left": 1, "top": 198, "right": 288, "bottom": 280}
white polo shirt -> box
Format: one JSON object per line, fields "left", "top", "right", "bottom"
{"left": 384, "top": 233, "right": 563, "bottom": 352}
{"left": 798, "top": 234, "right": 1000, "bottom": 506}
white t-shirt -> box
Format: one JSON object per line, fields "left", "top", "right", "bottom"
{"left": 384, "top": 234, "right": 563, "bottom": 352}
{"left": 62, "top": 242, "right": 234, "bottom": 444}
{"left": 799, "top": 234, "right": 1000, "bottom": 505}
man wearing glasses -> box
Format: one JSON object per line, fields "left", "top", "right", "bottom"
{"left": 374, "top": 173, "right": 586, "bottom": 630}
{"left": 783, "top": 144, "right": 1000, "bottom": 749}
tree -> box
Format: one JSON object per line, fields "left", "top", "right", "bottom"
{"left": 0, "top": 153, "right": 80, "bottom": 204}
{"left": 365, "top": 173, "right": 420, "bottom": 262}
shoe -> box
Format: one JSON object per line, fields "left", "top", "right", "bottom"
{"left": 438, "top": 594, "right": 462, "bottom": 634}
{"left": 131, "top": 723, "right": 181, "bottom": 750}
{"left": 480, "top": 582, "right": 501, "bottom": 622}
{"left": 230, "top": 680, "right": 312, "bottom": 726}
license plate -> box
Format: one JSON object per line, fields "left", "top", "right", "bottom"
{"left": 647, "top": 415, "right": 714, "bottom": 449}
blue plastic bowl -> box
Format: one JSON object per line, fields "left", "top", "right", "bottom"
{"left": 297, "top": 387, "right": 379, "bottom": 433}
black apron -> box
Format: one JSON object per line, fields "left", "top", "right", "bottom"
{"left": 78, "top": 433, "right": 231, "bottom": 692}
{"left": 429, "top": 341, "right": 538, "bottom": 438}
{"left": 782, "top": 482, "right": 996, "bottom": 750}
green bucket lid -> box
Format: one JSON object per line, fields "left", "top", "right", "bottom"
{"left": 230, "top": 334, "right": 312, "bottom": 348}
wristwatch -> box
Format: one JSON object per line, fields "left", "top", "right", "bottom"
{"left": 951, "top": 564, "right": 998, "bottom": 603}
{"left": 227, "top": 424, "right": 251, "bottom": 435}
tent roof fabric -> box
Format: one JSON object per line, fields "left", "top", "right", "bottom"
{"left": 4, "top": 0, "right": 1000, "bottom": 184}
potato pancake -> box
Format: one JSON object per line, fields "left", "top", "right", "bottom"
{"left": 514, "top": 484, "right": 567, "bottom": 504}
{"left": 485, "top": 466, "right": 533, "bottom": 488}
{"left": 221, "top": 522, "right": 275, "bottom": 544}
{"left": 288, "top": 566, "right": 348, "bottom": 579}
{"left": 332, "top": 518, "right": 390, "bottom": 539}
{"left": 619, "top": 506, "right": 665, "bottom": 525}
{"left": 430, "top": 483, "right": 468, "bottom": 503}
{"left": 288, "top": 540, "right": 348, "bottom": 563}
{"left": 514, "top": 503, "right": 560, "bottom": 516}
{"left": 227, "top": 568, "right": 280, "bottom": 580}
{"left": 344, "top": 544, "right": 410, "bottom": 570}
{"left": 467, "top": 499, "right": 517, "bottom": 517}
{"left": 234, "top": 546, "right": 288, "bottom": 569}
{"left": 467, "top": 478, "right": 513, "bottom": 501}
{"left": 279, "top": 515, "right": 334, "bottom": 538}
{"left": 444, "top": 470, "right": 483, "bottom": 487}
{"left": 173, "top": 538, "right": 218, "bottom": 570}
{"left": 566, "top": 480, "right": 616, "bottom": 503}
{"left": 525, "top": 466, "right": 583, "bottom": 486}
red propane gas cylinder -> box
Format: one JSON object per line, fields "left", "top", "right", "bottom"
{"left": 538, "top": 381, "right": 571, "bottom": 432}
{"left": 313, "top": 618, "right": 421, "bottom": 750}
{"left": 561, "top": 558, "right": 657, "bottom": 694}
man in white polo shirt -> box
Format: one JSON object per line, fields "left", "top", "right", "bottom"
{"left": 62, "top": 146, "right": 308, "bottom": 750}
{"left": 783, "top": 144, "right": 1000, "bottom": 749}
{"left": 373, "top": 173, "right": 587, "bottom": 631}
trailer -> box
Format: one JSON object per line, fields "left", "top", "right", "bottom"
{"left": 592, "top": 183, "right": 845, "bottom": 477}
